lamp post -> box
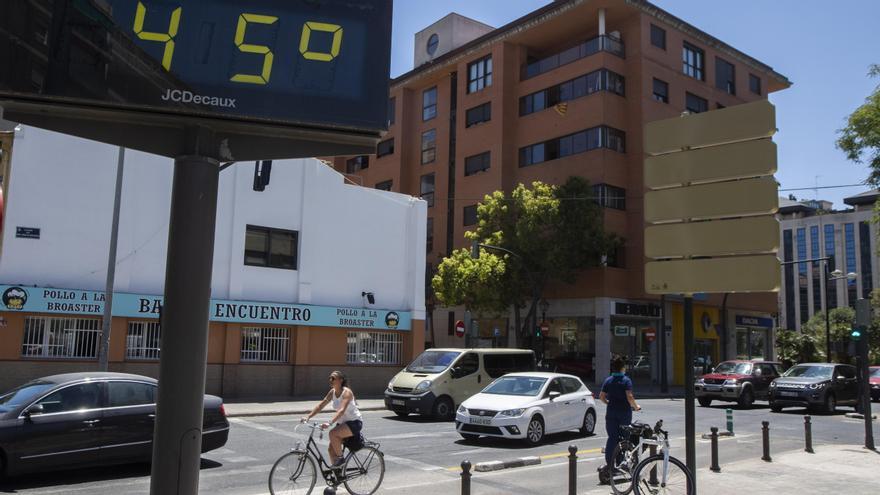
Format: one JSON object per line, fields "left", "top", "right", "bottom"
{"left": 539, "top": 298, "right": 550, "bottom": 366}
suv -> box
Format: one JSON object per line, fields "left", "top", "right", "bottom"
{"left": 871, "top": 366, "right": 880, "bottom": 402}
{"left": 769, "top": 363, "right": 859, "bottom": 414}
{"left": 694, "top": 360, "right": 782, "bottom": 408}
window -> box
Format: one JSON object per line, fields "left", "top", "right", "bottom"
{"left": 421, "top": 129, "right": 436, "bottom": 164}
{"left": 652, "top": 78, "right": 669, "bottom": 103}
{"left": 749, "top": 74, "right": 762, "bottom": 95}
{"left": 467, "top": 55, "right": 492, "bottom": 93}
{"left": 522, "top": 34, "right": 625, "bottom": 79}
{"left": 464, "top": 151, "right": 490, "bottom": 176}
{"left": 484, "top": 353, "right": 534, "bottom": 378}
{"left": 593, "top": 184, "right": 626, "bottom": 210}
{"left": 346, "top": 155, "right": 369, "bottom": 173}
{"left": 426, "top": 218, "right": 433, "bottom": 252}
{"left": 838, "top": 366, "right": 856, "bottom": 380}
{"left": 455, "top": 352, "right": 479, "bottom": 377}
{"left": 685, "top": 92, "right": 708, "bottom": 113}
{"left": 824, "top": 225, "right": 837, "bottom": 310}
{"left": 650, "top": 24, "right": 666, "bottom": 50}
{"left": 387, "top": 97, "right": 396, "bottom": 125}
{"left": 107, "top": 381, "right": 156, "bottom": 407}
{"left": 797, "top": 227, "right": 808, "bottom": 323}
{"left": 375, "top": 180, "right": 392, "bottom": 191}
{"left": 860, "top": 221, "right": 873, "bottom": 298}
{"left": 520, "top": 69, "right": 625, "bottom": 116}
{"left": 783, "top": 229, "right": 796, "bottom": 327}
{"left": 561, "top": 377, "right": 584, "bottom": 394}
{"left": 682, "top": 42, "right": 704, "bottom": 80}
{"left": 463, "top": 205, "right": 478, "bottom": 226}
{"left": 519, "top": 126, "right": 625, "bottom": 166}
{"left": 21, "top": 316, "right": 100, "bottom": 358}
{"left": 35, "top": 383, "right": 102, "bottom": 413}
{"left": 244, "top": 225, "right": 298, "bottom": 270}
{"left": 715, "top": 57, "right": 736, "bottom": 95}
{"left": 240, "top": 327, "right": 289, "bottom": 363}
{"left": 811, "top": 226, "right": 821, "bottom": 316}
{"left": 347, "top": 331, "right": 403, "bottom": 364}
{"left": 426, "top": 33, "right": 439, "bottom": 56}
{"left": 126, "top": 321, "right": 161, "bottom": 360}
{"left": 605, "top": 244, "right": 626, "bottom": 268}
{"left": 845, "top": 223, "right": 857, "bottom": 306}
{"left": 422, "top": 86, "right": 437, "bottom": 121}
{"left": 376, "top": 138, "right": 394, "bottom": 158}
{"left": 465, "top": 102, "right": 491, "bottom": 127}
{"left": 420, "top": 173, "right": 435, "bottom": 207}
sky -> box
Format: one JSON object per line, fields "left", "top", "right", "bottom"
{"left": 390, "top": 0, "right": 880, "bottom": 209}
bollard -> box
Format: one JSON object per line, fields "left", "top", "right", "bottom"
{"left": 804, "top": 415, "right": 814, "bottom": 453}
{"left": 710, "top": 427, "right": 721, "bottom": 472}
{"left": 568, "top": 445, "right": 577, "bottom": 495}
{"left": 461, "top": 460, "right": 472, "bottom": 495}
{"left": 761, "top": 421, "right": 772, "bottom": 462}
{"left": 726, "top": 408, "right": 734, "bottom": 435}
{"left": 323, "top": 487, "right": 336, "bottom": 495}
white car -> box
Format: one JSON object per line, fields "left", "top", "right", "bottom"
{"left": 455, "top": 372, "right": 597, "bottom": 445}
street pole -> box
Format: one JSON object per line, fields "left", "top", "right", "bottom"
{"left": 150, "top": 155, "right": 220, "bottom": 495}
{"left": 824, "top": 262, "right": 831, "bottom": 363}
{"left": 98, "top": 146, "right": 124, "bottom": 372}
{"left": 684, "top": 295, "right": 696, "bottom": 484}
{"left": 659, "top": 295, "right": 667, "bottom": 393}
{"left": 854, "top": 299, "right": 875, "bottom": 451}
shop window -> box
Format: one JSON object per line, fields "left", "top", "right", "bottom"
{"left": 22, "top": 316, "right": 100, "bottom": 359}
{"left": 346, "top": 331, "right": 403, "bottom": 364}
{"left": 126, "top": 321, "right": 161, "bottom": 360}
{"left": 240, "top": 327, "right": 289, "bottom": 363}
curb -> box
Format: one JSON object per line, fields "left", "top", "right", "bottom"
{"left": 700, "top": 431, "right": 734, "bottom": 439}
{"left": 844, "top": 412, "right": 878, "bottom": 420}
{"left": 474, "top": 456, "right": 541, "bottom": 472}
{"left": 227, "top": 405, "right": 389, "bottom": 418}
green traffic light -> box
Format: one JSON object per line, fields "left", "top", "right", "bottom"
{"left": 851, "top": 329, "right": 862, "bottom": 339}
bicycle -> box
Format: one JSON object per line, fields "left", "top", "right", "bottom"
{"left": 609, "top": 421, "right": 654, "bottom": 495}
{"left": 631, "top": 419, "right": 695, "bottom": 495}
{"left": 268, "top": 420, "right": 385, "bottom": 495}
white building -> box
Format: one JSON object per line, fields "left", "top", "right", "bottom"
{"left": 777, "top": 191, "right": 878, "bottom": 331}
{"left": 0, "top": 124, "right": 427, "bottom": 396}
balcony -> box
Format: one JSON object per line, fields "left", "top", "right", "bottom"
{"left": 522, "top": 34, "right": 625, "bottom": 80}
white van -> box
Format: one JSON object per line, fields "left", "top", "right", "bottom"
{"left": 384, "top": 348, "right": 535, "bottom": 420}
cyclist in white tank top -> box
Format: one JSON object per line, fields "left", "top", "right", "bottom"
{"left": 303, "top": 370, "right": 363, "bottom": 468}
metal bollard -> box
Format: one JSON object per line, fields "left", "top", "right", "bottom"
{"left": 461, "top": 460, "right": 472, "bottom": 495}
{"left": 568, "top": 445, "right": 578, "bottom": 495}
{"left": 323, "top": 487, "right": 336, "bottom": 495}
{"left": 804, "top": 415, "right": 814, "bottom": 453}
{"left": 726, "top": 408, "right": 734, "bottom": 435}
{"left": 761, "top": 421, "right": 772, "bottom": 462}
{"left": 710, "top": 427, "right": 721, "bottom": 472}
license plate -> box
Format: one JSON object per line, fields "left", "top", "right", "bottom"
{"left": 469, "top": 417, "right": 492, "bottom": 426}
{"left": 779, "top": 391, "right": 798, "bottom": 397}
{"left": 391, "top": 399, "right": 405, "bottom": 406}
{"left": 705, "top": 385, "right": 721, "bottom": 391}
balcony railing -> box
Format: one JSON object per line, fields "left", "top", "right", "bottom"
{"left": 522, "top": 34, "right": 625, "bottom": 80}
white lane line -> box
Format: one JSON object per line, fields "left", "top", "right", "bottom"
{"left": 381, "top": 453, "right": 450, "bottom": 472}
{"left": 370, "top": 432, "right": 450, "bottom": 440}
{"left": 225, "top": 456, "right": 260, "bottom": 463}
{"left": 450, "top": 447, "right": 486, "bottom": 456}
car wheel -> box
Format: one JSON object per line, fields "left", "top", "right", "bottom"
{"left": 394, "top": 411, "right": 409, "bottom": 418}
{"left": 459, "top": 433, "right": 479, "bottom": 442}
{"left": 580, "top": 409, "right": 596, "bottom": 436}
{"left": 738, "top": 387, "right": 754, "bottom": 409}
{"left": 824, "top": 393, "right": 837, "bottom": 414}
{"left": 770, "top": 402, "right": 782, "bottom": 413}
{"left": 524, "top": 416, "right": 545, "bottom": 446}
{"left": 432, "top": 396, "right": 455, "bottom": 421}
{"left": 698, "top": 398, "right": 712, "bottom": 408}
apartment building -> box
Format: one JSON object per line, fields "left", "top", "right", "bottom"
{"left": 778, "top": 191, "right": 879, "bottom": 332}
{"left": 328, "top": 0, "right": 791, "bottom": 385}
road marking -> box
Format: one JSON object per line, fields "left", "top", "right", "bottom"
{"left": 225, "top": 455, "right": 259, "bottom": 463}
{"left": 370, "top": 431, "right": 450, "bottom": 440}
{"left": 382, "top": 453, "right": 449, "bottom": 472}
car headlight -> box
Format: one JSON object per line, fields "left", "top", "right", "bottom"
{"left": 724, "top": 379, "right": 738, "bottom": 386}
{"left": 457, "top": 404, "right": 468, "bottom": 414}
{"left": 387, "top": 379, "right": 395, "bottom": 391}
{"left": 696, "top": 378, "right": 705, "bottom": 385}
{"left": 498, "top": 408, "right": 525, "bottom": 417}
{"left": 809, "top": 382, "right": 827, "bottom": 390}
{"left": 769, "top": 381, "right": 777, "bottom": 388}
{"left": 413, "top": 380, "right": 432, "bottom": 393}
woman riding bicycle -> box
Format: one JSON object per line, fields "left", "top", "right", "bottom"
{"left": 302, "top": 370, "right": 363, "bottom": 470}
{"left": 598, "top": 356, "right": 641, "bottom": 483}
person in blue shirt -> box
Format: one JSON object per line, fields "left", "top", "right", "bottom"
{"left": 598, "top": 356, "right": 641, "bottom": 482}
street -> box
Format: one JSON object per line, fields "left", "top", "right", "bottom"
{"left": 0, "top": 398, "right": 872, "bottom": 495}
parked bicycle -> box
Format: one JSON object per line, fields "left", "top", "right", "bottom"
{"left": 609, "top": 421, "right": 654, "bottom": 495}
{"left": 269, "top": 421, "right": 385, "bottom": 495}
{"left": 631, "top": 419, "right": 695, "bottom": 495}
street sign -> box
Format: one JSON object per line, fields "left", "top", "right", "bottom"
{"left": 455, "top": 320, "right": 465, "bottom": 338}
{"left": 644, "top": 329, "right": 656, "bottom": 342}
{"left": 644, "top": 99, "right": 781, "bottom": 294}
{"left": 614, "top": 325, "right": 631, "bottom": 337}
{"left": 540, "top": 322, "right": 550, "bottom": 335}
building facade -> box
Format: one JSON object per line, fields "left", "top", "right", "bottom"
{"left": 328, "top": 0, "right": 790, "bottom": 385}
{"left": 0, "top": 125, "right": 427, "bottom": 396}
{"left": 777, "top": 191, "right": 879, "bottom": 332}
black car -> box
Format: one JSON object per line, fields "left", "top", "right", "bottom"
{"left": 0, "top": 372, "right": 229, "bottom": 476}
{"left": 768, "top": 363, "right": 859, "bottom": 414}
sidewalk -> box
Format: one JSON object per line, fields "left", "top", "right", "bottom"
{"left": 691, "top": 444, "right": 879, "bottom": 495}
{"left": 223, "top": 396, "right": 387, "bottom": 417}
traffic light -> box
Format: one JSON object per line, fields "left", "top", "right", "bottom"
{"left": 851, "top": 327, "right": 863, "bottom": 341}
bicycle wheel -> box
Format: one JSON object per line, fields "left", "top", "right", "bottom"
{"left": 610, "top": 441, "right": 640, "bottom": 495}
{"left": 631, "top": 454, "right": 695, "bottom": 495}
{"left": 342, "top": 446, "right": 385, "bottom": 495}
{"left": 269, "top": 450, "right": 318, "bottom": 495}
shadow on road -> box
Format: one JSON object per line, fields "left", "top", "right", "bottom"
{"left": 0, "top": 459, "right": 222, "bottom": 492}
{"left": 454, "top": 430, "right": 594, "bottom": 450}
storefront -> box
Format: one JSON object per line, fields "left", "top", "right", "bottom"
{"left": 671, "top": 303, "right": 721, "bottom": 386}
{"left": 610, "top": 301, "right": 661, "bottom": 385}
{"left": 734, "top": 315, "right": 774, "bottom": 361}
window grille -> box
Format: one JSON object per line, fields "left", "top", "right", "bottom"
{"left": 126, "top": 321, "right": 162, "bottom": 360}
{"left": 240, "top": 327, "right": 290, "bottom": 363}
{"left": 346, "top": 332, "right": 402, "bottom": 365}
{"left": 22, "top": 316, "right": 100, "bottom": 359}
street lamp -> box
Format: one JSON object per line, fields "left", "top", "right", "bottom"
{"left": 825, "top": 268, "right": 858, "bottom": 363}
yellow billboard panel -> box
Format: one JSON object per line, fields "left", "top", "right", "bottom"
{"left": 645, "top": 176, "right": 778, "bottom": 224}
{"left": 645, "top": 216, "right": 779, "bottom": 259}
{"left": 645, "top": 139, "right": 776, "bottom": 189}
{"left": 645, "top": 255, "right": 781, "bottom": 294}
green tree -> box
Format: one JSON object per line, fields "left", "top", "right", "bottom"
{"left": 837, "top": 64, "right": 880, "bottom": 185}
{"left": 775, "top": 328, "right": 819, "bottom": 369}
{"left": 799, "top": 307, "right": 857, "bottom": 363}
{"left": 432, "top": 178, "right": 619, "bottom": 346}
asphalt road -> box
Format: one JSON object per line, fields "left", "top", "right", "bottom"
{"left": 0, "top": 398, "right": 874, "bottom": 495}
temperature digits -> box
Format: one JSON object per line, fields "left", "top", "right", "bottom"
{"left": 133, "top": 1, "right": 181, "bottom": 71}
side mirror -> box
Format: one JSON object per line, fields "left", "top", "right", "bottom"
{"left": 24, "top": 403, "right": 44, "bottom": 419}
{"left": 548, "top": 391, "right": 561, "bottom": 401}
{"left": 836, "top": 375, "right": 846, "bottom": 381}
{"left": 450, "top": 367, "right": 462, "bottom": 379}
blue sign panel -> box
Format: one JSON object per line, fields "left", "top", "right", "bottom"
{"left": 0, "top": 285, "right": 410, "bottom": 331}
{"left": 734, "top": 315, "right": 774, "bottom": 328}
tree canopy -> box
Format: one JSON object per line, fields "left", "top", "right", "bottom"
{"left": 837, "top": 64, "right": 880, "bottom": 185}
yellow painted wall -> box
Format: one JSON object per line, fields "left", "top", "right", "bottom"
{"left": 671, "top": 303, "right": 720, "bottom": 386}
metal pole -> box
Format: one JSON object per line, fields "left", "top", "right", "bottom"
{"left": 460, "top": 460, "right": 472, "bottom": 495}
{"left": 761, "top": 421, "right": 772, "bottom": 462}
{"left": 684, "top": 296, "right": 696, "bottom": 482}
{"left": 710, "top": 427, "right": 721, "bottom": 472}
{"left": 98, "top": 146, "right": 125, "bottom": 372}
{"left": 726, "top": 408, "right": 734, "bottom": 435}
{"left": 859, "top": 332, "right": 875, "bottom": 450}
{"left": 567, "top": 445, "right": 577, "bottom": 495}
{"left": 659, "top": 294, "right": 668, "bottom": 393}
{"left": 149, "top": 155, "right": 220, "bottom": 495}
{"left": 803, "top": 415, "right": 813, "bottom": 453}
{"left": 824, "top": 262, "right": 831, "bottom": 363}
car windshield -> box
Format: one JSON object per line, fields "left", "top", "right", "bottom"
{"left": 406, "top": 350, "right": 461, "bottom": 373}
{"left": 713, "top": 362, "right": 752, "bottom": 375}
{"left": 783, "top": 365, "right": 833, "bottom": 379}
{"left": 870, "top": 368, "right": 880, "bottom": 378}
{"left": 481, "top": 376, "right": 548, "bottom": 396}
{"left": 0, "top": 381, "right": 55, "bottom": 412}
